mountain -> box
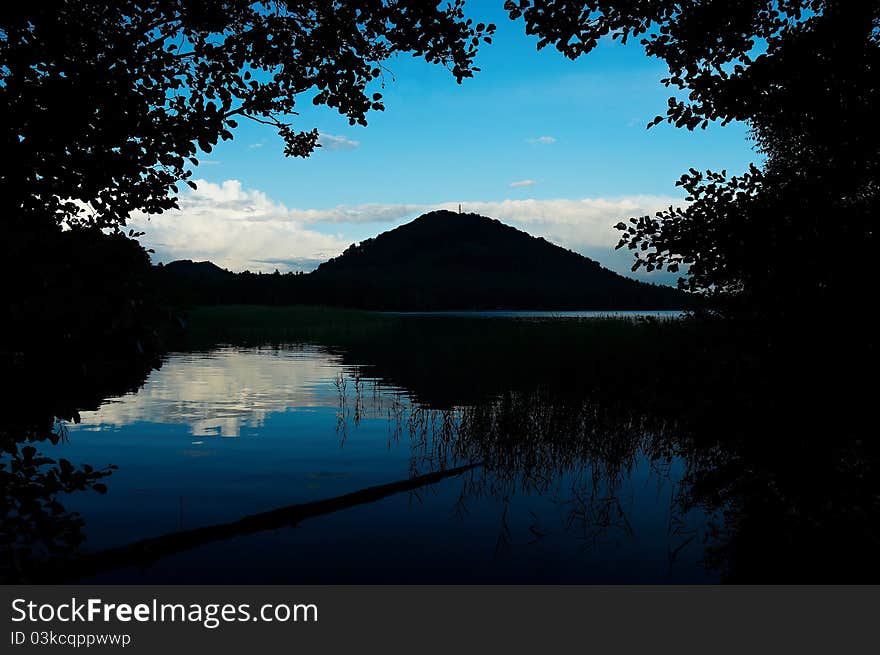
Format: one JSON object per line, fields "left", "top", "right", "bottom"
{"left": 307, "top": 210, "right": 686, "bottom": 310}
{"left": 159, "top": 259, "right": 232, "bottom": 281}
{"left": 156, "top": 211, "right": 689, "bottom": 309}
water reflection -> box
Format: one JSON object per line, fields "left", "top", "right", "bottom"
{"left": 4, "top": 315, "right": 877, "bottom": 583}
{"left": 8, "top": 340, "right": 709, "bottom": 583}
{"left": 77, "top": 346, "right": 345, "bottom": 438}
{"left": 1, "top": 353, "right": 155, "bottom": 583}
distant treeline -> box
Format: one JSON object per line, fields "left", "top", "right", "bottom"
{"left": 152, "top": 260, "right": 689, "bottom": 311}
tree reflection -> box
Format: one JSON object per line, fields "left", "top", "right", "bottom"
{"left": 1, "top": 357, "right": 155, "bottom": 582}
{"left": 4, "top": 314, "right": 877, "bottom": 583}
{"left": 336, "top": 373, "right": 698, "bottom": 569}
{"left": 328, "top": 316, "right": 878, "bottom": 582}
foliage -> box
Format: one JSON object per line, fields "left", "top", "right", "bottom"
{"left": 507, "top": 1, "right": 879, "bottom": 318}
{"left": 0, "top": 227, "right": 177, "bottom": 372}
{"left": 0, "top": 438, "right": 115, "bottom": 580}
{"left": 1, "top": 1, "right": 494, "bottom": 232}
{"left": 0, "top": 332, "right": 157, "bottom": 582}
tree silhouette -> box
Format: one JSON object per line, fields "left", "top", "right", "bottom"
{"left": 1, "top": 1, "right": 494, "bottom": 233}
{"left": 507, "top": 1, "right": 878, "bottom": 319}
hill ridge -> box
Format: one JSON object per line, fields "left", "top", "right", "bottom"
{"left": 158, "top": 210, "right": 687, "bottom": 310}
{"left": 307, "top": 210, "right": 686, "bottom": 309}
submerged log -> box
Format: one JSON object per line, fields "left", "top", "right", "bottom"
{"left": 50, "top": 462, "right": 482, "bottom": 582}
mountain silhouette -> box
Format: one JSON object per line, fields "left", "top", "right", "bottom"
{"left": 160, "top": 259, "right": 232, "bottom": 281}
{"left": 308, "top": 210, "right": 686, "bottom": 309}
{"left": 156, "top": 211, "right": 689, "bottom": 309}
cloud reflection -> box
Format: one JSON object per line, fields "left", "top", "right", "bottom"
{"left": 75, "top": 347, "right": 345, "bottom": 437}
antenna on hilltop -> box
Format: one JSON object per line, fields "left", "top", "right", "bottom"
{"left": 458, "top": 203, "right": 461, "bottom": 214}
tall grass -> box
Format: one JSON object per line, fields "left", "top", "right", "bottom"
{"left": 183, "top": 304, "right": 400, "bottom": 349}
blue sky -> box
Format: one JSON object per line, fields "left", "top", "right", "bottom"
{"left": 133, "top": 2, "right": 759, "bottom": 284}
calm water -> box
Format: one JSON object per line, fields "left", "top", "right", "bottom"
{"left": 8, "top": 311, "right": 876, "bottom": 583}
{"left": 51, "top": 342, "right": 715, "bottom": 583}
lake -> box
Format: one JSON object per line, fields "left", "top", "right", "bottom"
{"left": 59, "top": 341, "right": 713, "bottom": 583}
{"left": 2, "top": 310, "right": 715, "bottom": 583}
{"left": 7, "top": 308, "right": 874, "bottom": 583}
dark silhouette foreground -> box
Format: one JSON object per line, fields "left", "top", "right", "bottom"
{"left": 509, "top": 2, "right": 879, "bottom": 321}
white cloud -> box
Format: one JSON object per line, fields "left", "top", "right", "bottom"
{"left": 528, "top": 136, "right": 557, "bottom": 144}
{"left": 131, "top": 179, "right": 683, "bottom": 278}
{"left": 318, "top": 133, "right": 360, "bottom": 151}
{"left": 510, "top": 179, "right": 537, "bottom": 188}
{"left": 248, "top": 142, "right": 265, "bottom": 149}
{"left": 130, "top": 179, "right": 350, "bottom": 273}
{"left": 198, "top": 159, "right": 223, "bottom": 166}
{"left": 285, "top": 203, "right": 426, "bottom": 225}
{"left": 445, "top": 197, "right": 679, "bottom": 251}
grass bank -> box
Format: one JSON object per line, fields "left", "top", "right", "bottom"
{"left": 183, "top": 304, "right": 401, "bottom": 349}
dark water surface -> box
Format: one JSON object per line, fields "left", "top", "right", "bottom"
{"left": 8, "top": 311, "right": 876, "bottom": 583}
{"left": 61, "top": 343, "right": 713, "bottom": 583}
